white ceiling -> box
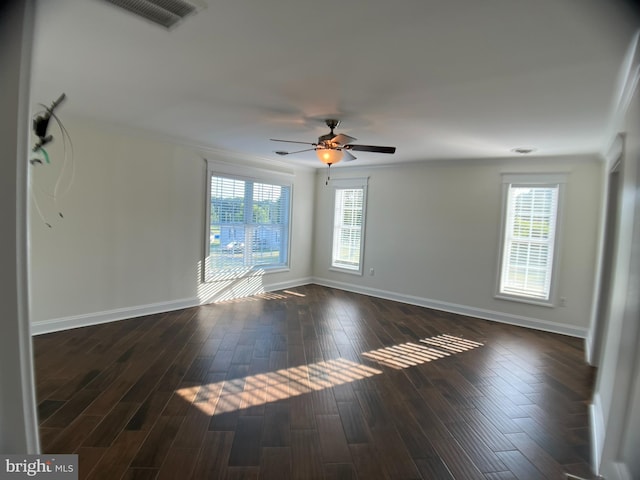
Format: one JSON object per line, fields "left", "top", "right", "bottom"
{"left": 30, "top": 0, "right": 639, "bottom": 168}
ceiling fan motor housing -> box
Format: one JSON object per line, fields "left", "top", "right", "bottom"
{"left": 318, "top": 133, "right": 336, "bottom": 145}
{"left": 319, "top": 119, "right": 341, "bottom": 146}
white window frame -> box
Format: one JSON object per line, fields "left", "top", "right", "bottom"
{"left": 204, "top": 159, "right": 293, "bottom": 282}
{"left": 330, "top": 177, "right": 369, "bottom": 275}
{"left": 495, "top": 173, "right": 567, "bottom": 306}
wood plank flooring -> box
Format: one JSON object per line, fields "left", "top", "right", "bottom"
{"left": 33, "top": 285, "right": 597, "bottom": 479}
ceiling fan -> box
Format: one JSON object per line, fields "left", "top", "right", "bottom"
{"left": 270, "top": 119, "right": 396, "bottom": 166}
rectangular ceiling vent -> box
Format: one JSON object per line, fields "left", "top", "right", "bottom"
{"left": 103, "top": 0, "right": 205, "bottom": 29}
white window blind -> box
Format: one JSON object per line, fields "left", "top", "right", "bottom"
{"left": 499, "top": 183, "right": 559, "bottom": 301}
{"left": 207, "top": 174, "right": 290, "bottom": 279}
{"left": 332, "top": 186, "right": 366, "bottom": 273}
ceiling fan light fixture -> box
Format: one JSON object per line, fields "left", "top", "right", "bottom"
{"left": 316, "top": 148, "right": 343, "bottom": 165}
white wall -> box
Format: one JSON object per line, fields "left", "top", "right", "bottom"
{"left": 621, "top": 356, "right": 640, "bottom": 477}
{"left": 29, "top": 117, "right": 315, "bottom": 332}
{"left": 313, "top": 156, "right": 603, "bottom": 336}
{"left": 0, "top": 0, "right": 40, "bottom": 453}
{"left": 32, "top": 114, "right": 606, "bottom": 341}
{"left": 591, "top": 31, "right": 640, "bottom": 480}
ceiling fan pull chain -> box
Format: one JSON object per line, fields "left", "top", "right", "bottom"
{"left": 326, "top": 164, "right": 331, "bottom": 185}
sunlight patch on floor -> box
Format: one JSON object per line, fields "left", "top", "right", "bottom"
{"left": 214, "top": 289, "right": 307, "bottom": 304}
{"left": 176, "top": 358, "right": 382, "bottom": 416}
{"left": 362, "top": 334, "right": 484, "bottom": 369}
{"left": 176, "top": 334, "right": 483, "bottom": 415}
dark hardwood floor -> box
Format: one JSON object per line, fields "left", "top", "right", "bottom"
{"left": 33, "top": 284, "right": 597, "bottom": 479}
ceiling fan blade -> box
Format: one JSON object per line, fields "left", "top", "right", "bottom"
{"left": 332, "top": 133, "right": 357, "bottom": 145}
{"left": 275, "top": 147, "right": 317, "bottom": 156}
{"left": 270, "top": 138, "right": 317, "bottom": 146}
{"left": 346, "top": 144, "right": 396, "bottom": 154}
{"left": 343, "top": 150, "right": 357, "bottom": 161}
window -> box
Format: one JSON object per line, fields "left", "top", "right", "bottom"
{"left": 205, "top": 163, "right": 291, "bottom": 281}
{"left": 331, "top": 178, "right": 368, "bottom": 274}
{"left": 497, "top": 174, "right": 565, "bottom": 304}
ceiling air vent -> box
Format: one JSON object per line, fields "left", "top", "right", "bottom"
{"left": 103, "top": 0, "right": 205, "bottom": 29}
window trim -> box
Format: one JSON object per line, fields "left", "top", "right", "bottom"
{"left": 329, "top": 177, "right": 369, "bottom": 275}
{"left": 495, "top": 173, "right": 567, "bottom": 307}
{"left": 204, "top": 159, "right": 294, "bottom": 282}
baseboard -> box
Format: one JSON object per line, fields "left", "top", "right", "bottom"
{"left": 31, "top": 297, "right": 199, "bottom": 335}
{"left": 592, "top": 393, "right": 634, "bottom": 480}
{"left": 312, "top": 277, "right": 588, "bottom": 338}
{"left": 590, "top": 392, "right": 605, "bottom": 475}
{"left": 31, "top": 277, "right": 314, "bottom": 335}
{"left": 31, "top": 276, "right": 586, "bottom": 338}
